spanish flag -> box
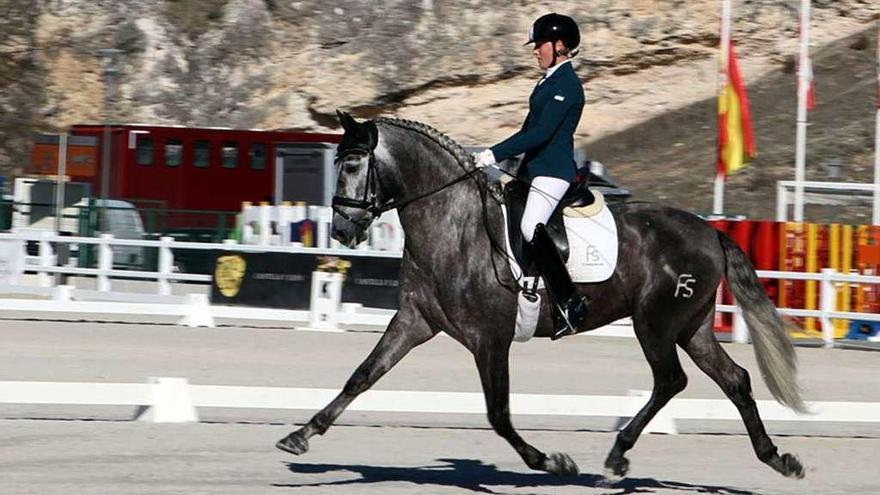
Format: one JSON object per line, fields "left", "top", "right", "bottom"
{"left": 717, "top": 40, "right": 755, "bottom": 176}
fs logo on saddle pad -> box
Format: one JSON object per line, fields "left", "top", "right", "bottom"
{"left": 502, "top": 192, "right": 619, "bottom": 284}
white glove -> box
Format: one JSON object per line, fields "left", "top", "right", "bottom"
{"left": 472, "top": 149, "right": 497, "bottom": 169}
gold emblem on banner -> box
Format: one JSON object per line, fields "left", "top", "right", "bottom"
{"left": 215, "top": 255, "right": 246, "bottom": 297}
{"left": 317, "top": 256, "right": 351, "bottom": 278}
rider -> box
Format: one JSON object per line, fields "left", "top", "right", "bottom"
{"left": 474, "top": 13, "right": 587, "bottom": 339}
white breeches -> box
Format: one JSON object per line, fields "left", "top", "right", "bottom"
{"left": 520, "top": 176, "right": 571, "bottom": 242}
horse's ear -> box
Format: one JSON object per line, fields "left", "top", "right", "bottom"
{"left": 365, "top": 121, "right": 379, "bottom": 150}
{"left": 337, "top": 110, "right": 356, "bottom": 132}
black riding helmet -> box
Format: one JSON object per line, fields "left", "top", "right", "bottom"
{"left": 526, "top": 13, "right": 580, "bottom": 60}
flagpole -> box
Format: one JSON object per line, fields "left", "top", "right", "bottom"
{"left": 793, "top": 0, "right": 811, "bottom": 222}
{"left": 714, "top": 0, "right": 732, "bottom": 216}
{"left": 873, "top": 21, "right": 880, "bottom": 225}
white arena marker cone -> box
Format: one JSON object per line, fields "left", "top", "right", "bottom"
{"left": 134, "top": 377, "right": 198, "bottom": 423}
{"left": 178, "top": 293, "right": 215, "bottom": 328}
{"left": 306, "top": 271, "right": 344, "bottom": 331}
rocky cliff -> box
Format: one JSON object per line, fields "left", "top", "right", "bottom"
{"left": 1, "top": 0, "right": 877, "bottom": 219}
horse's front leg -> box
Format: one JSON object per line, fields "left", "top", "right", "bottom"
{"left": 276, "top": 309, "right": 436, "bottom": 455}
{"left": 474, "top": 338, "right": 579, "bottom": 476}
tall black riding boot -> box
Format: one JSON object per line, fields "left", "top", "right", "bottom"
{"left": 530, "top": 223, "right": 588, "bottom": 339}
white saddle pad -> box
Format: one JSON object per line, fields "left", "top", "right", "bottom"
{"left": 502, "top": 199, "right": 618, "bottom": 284}
{"left": 561, "top": 204, "right": 618, "bottom": 282}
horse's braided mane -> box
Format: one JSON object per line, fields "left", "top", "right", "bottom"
{"left": 374, "top": 117, "right": 475, "bottom": 169}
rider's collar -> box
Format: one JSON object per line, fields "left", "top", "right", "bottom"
{"left": 542, "top": 59, "right": 571, "bottom": 82}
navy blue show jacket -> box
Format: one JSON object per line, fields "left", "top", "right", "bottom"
{"left": 490, "top": 61, "right": 585, "bottom": 182}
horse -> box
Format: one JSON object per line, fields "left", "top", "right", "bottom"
{"left": 276, "top": 111, "right": 807, "bottom": 481}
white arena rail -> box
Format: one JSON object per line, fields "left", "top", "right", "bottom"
{"left": 0, "top": 232, "right": 879, "bottom": 344}
{"left": 1, "top": 378, "right": 878, "bottom": 433}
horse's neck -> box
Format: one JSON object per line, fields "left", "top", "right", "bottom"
{"left": 381, "top": 132, "right": 492, "bottom": 261}
{"left": 396, "top": 177, "right": 488, "bottom": 259}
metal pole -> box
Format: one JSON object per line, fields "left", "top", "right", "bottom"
{"left": 54, "top": 133, "right": 68, "bottom": 233}
{"left": 873, "top": 23, "right": 880, "bottom": 225}
{"left": 713, "top": 0, "right": 732, "bottom": 216}
{"left": 98, "top": 48, "right": 122, "bottom": 202}
{"left": 793, "top": 0, "right": 811, "bottom": 222}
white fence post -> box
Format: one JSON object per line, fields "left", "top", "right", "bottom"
{"left": 258, "top": 204, "right": 271, "bottom": 245}
{"left": 279, "top": 202, "right": 292, "bottom": 244}
{"left": 317, "top": 207, "right": 331, "bottom": 249}
{"left": 732, "top": 308, "right": 749, "bottom": 343}
{"left": 157, "top": 236, "right": 173, "bottom": 296}
{"left": 37, "top": 231, "right": 54, "bottom": 288}
{"left": 97, "top": 234, "right": 113, "bottom": 292}
{"left": 776, "top": 182, "right": 788, "bottom": 222}
{"left": 820, "top": 268, "right": 837, "bottom": 348}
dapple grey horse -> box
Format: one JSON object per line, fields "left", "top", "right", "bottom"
{"left": 277, "top": 112, "right": 806, "bottom": 481}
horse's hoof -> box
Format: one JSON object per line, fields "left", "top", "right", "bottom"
{"left": 275, "top": 432, "right": 309, "bottom": 455}
{"left": 603, "top": 456, "right": 629, "bottom": 481}
{"left": 780, "top": 453, "right": 805, "bottom": 479}
{"left": 544, "top": 452, "right": 579, "bottom": 476}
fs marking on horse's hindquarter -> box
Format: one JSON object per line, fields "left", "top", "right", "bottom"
{"left": 675, "top": 274, "right": 696, "bottom": 298}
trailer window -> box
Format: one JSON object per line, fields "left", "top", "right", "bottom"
{"left": 194, "top": 140, "right": 210, "bottom": 168}
{"left": 250, "top": 143, "right": 266, "bottom": 170}
{"left": 136, "top": 137, "right": 154, "bottom": 166}
{"left": 164, "top": 139, "right": 183, "bottom": 167}
{"left": 222, "top": 141, "right": 238, "bottom": 169}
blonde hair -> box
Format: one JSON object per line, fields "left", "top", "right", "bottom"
{"left": 558, "top": 45, "right": 580, "bottom": 58}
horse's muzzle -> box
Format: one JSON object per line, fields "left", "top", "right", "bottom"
{"left": 331, "top": 215, "right": 368, "bottom": 248}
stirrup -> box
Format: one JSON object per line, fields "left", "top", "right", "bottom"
{"left": 551, "top": 296, "right": 587, "bottom": 340}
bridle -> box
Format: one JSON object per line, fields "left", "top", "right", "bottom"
{"left": 330, "top": 146, "right": 385, "bottom": 230}
{"left": 331, "top": 145, "right": 480, "bottom": 230}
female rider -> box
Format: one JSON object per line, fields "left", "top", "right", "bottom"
{"left": 474, "top": 13, "right": 587, "bottom": 339}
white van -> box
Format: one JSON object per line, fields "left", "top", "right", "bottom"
{"left": 93, "top": 199, "right": 146, "bottom": 268}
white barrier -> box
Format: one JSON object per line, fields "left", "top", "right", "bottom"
{"left": 0, "top": 231, "right": 401, "bottom": 329}
{"left": 2, "top": 379, "right": 878, "bottom": 431}
{"left": 719, "top": 268, "right": 880, "bottom": 347}
{"left": 776, "top": 180, "right": 880, "bottom": 224}
{"left": 1, "top": 231, "right": 879, "bottom": 341}
{"left": 0, "top": 290, "right": 395, "bottom": 329}
{"left": 0, "top": 287, "right": 217, "bottom": 328}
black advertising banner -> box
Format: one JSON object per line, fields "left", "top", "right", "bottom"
{"left": 211, "top": 251, "right": 311, "bottom": 309}
{"left": 339, "top": 255, "right": 401, "bottom": 309}
{"left": 211, "top": 251, "right": 401, "bottom": 310}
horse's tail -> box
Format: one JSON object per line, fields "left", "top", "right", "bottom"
{"left": 718, "top": 232, "right": 807, "bottom": 413}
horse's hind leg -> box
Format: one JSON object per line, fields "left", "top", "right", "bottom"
{"left": 276, "top": 309, "right": 436, "bottom": 455}
{"left": 681, "top": 310, "right": 804, "bottom": 478}
{"left": 474, "top": 338, "right": 579, "bottom": 476}
{"left": 603, "top": 315, "right": 689, "bottom": 480}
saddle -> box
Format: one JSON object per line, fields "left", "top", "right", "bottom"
{"left": 503, "top": 176, "right": 595, "bottom": 276}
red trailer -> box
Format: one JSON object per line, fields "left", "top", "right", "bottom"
{"left": 30, "top": 124, "right": 342, "bottom": 212}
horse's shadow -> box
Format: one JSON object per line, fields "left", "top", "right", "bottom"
{"left": 274, "top": 458, "right": 759, "bottom": 495}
